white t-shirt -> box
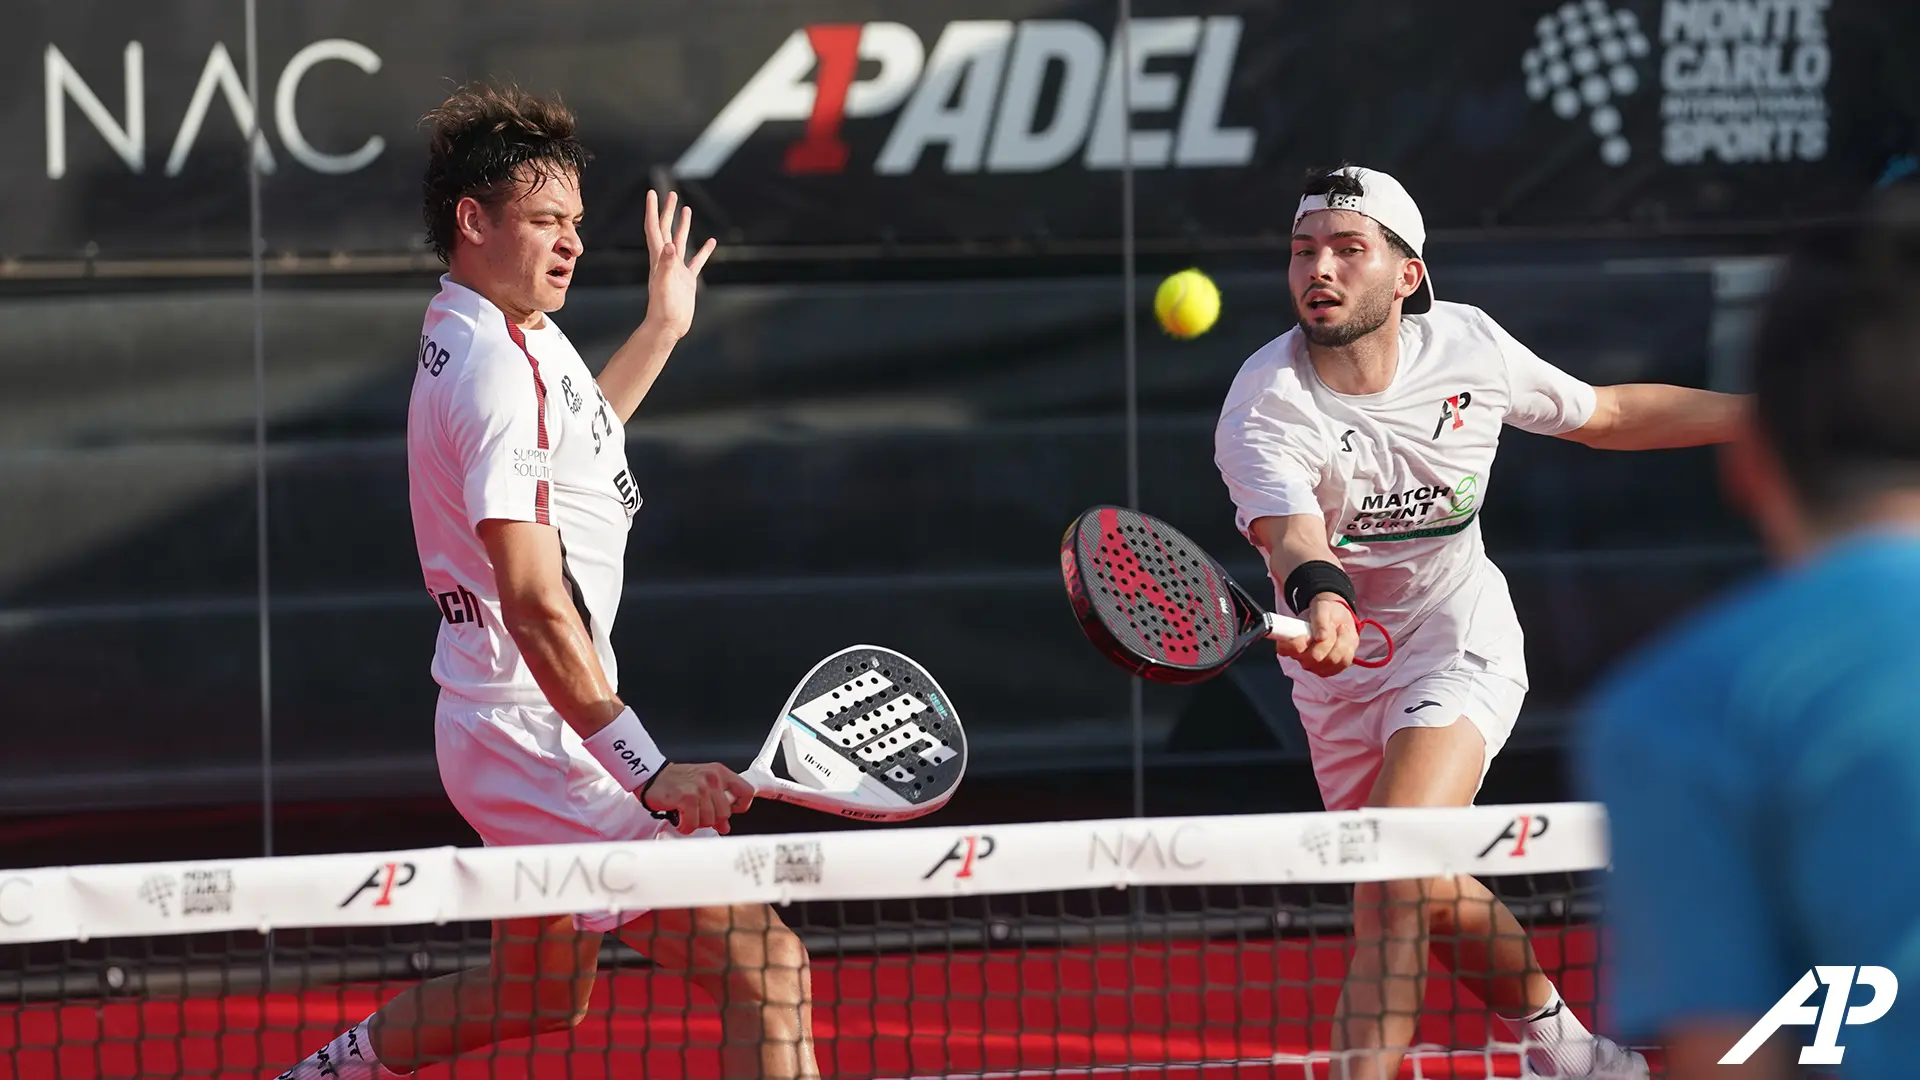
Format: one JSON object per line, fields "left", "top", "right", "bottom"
{"left": 407, "top": 277, "right": 642, "bottom": 704}
{"left": 1213, "top": 301, "right": 1596, "bottom": 702}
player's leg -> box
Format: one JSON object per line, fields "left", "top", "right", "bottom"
{"left": 1338, "top": 669, "right": 1645, "bottom": 1080}
{"left": 1369, "top": 722, "right": 1637, "bottom": 1078}
{"left": 278, "top": 914, "right": 602, "bottom": 1078}
{"left": 1297, "top": 704, "right": 1405, "bottom": 1080}
{"left": 376, "top": 914, "right": 602, "bottom": 1061}
{"left": 619, "top": 903, "right": 819, "bottom": 1080}
{"left": 1330, "top": 719, "right": 1487, "bottom": 1080}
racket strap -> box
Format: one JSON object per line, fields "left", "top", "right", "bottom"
{"left": 639, "top": 765, "right": 677, "bottom": 822}
{"left": 1326, "top": 596, "right": 1396, "bottom": 669}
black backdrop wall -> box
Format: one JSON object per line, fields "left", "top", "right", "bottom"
{"left": 3, "top": 0, "right": 1896, "bottom": 820}
{"left": 5, "top": 0, "right": 1915, "bottom": 262}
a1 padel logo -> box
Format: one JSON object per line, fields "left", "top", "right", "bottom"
{"left": 924, "top": 835, "right": 996, "bottom": 880}
{"left": 340, "top": 861, "right": 417, "bottom": 908}
{"left": 675, "top": 17, "right": 1256, "bottom": 179}
{"left": 1478, "top": 814, "right": 1550, "bottom": 858}
{"left": 1431, "top": 391, "right": 1472, "bottom": 439}
{"left": 1723, "top": 967, "right": 1897, "bottom": 1066}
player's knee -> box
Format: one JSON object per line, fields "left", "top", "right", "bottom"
{"left": 488, "top": 966, "right": 595, "bottom": 1035}
{"left": 740, "top": 921, "right": 810, "bottom": 1001}
{"left": 760, "top": 919, "right": 811, "bottom": 991}
{"left": 1427, "top": 889, "right": 1465, "bottom": 937}
{"left": 511, "top": 982, "right": 593, "bottom": 1035}
{"left": 693, "top": 910, "right": 810, "bottom": 1013}
{"left": 1356, "top": 877, "right": 1450, "bottom": 930}
{"left": 1357, "top": 876, "right": 1429, "bottom": 907}
{"left": 534, "top": 999, "right": 592, "bottom": 1036}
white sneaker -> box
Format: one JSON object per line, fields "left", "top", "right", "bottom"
{"left": 1523, "top": 1034, "right": 1650, "bottom": 1079}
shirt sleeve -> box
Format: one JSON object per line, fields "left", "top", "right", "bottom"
{"left": 1484, "top": 310, "right": 1597, "bottom": 436}
{"left": 446, "top": 347, "right": 553, "bottom": 530}
{"left": 1213, "top": 361, "right": 1329, "bottom": 540}
{"left": 1577, "top": 670, "right": 1791, "bottom": 1042}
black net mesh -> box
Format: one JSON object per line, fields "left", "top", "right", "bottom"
{"left": 0, "top": 818, "right": 1622, "bottom": 1080}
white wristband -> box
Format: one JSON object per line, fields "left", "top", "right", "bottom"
{"left": 582, "top": 707, "right": 667, "bottom": 791}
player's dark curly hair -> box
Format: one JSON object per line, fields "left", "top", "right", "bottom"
{"left": 1750, "top": 187, "right": 1920, "bottom": 509}
{"left": 1300, "top": 166, "right": 1418, "bottom": 260}
{"left": 420, "top": 82, "right": 593, "bottom": 263}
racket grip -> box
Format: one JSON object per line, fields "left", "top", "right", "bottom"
{"left": 1262, "top": 612, "right": 1311, "bottom": 640}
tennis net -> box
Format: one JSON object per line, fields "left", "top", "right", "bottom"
{"left": 1, "top": 803, "right": 1616, "bottom": 1079}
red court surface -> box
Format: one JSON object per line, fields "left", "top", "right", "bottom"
{"left": 3, "top": 931, "right": 1642, "bottom": 1080}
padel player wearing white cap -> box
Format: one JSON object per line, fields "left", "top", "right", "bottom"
{"left": 1213, "top": 165, "right": 1747, "bottom": 1079}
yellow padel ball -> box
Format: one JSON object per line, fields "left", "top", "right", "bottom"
{"left": 1154, "top": 268, "right": 1220, "bottom": 339}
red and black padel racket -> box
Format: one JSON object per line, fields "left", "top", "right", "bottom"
{"left": 1060, "top": 505, "right": 1389, "bottom": 685}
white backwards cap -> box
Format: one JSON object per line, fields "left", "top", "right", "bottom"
{"left": 1292, "top": 165, "right": 1433, "bottom": 315}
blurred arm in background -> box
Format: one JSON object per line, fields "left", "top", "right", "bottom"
{"left": 1563, "top": 383, "right": 1747, "bottom": 451}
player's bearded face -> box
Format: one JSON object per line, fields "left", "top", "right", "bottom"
{"left": 1294, "top": 277, "right": 1396, "bottom": 347}
{"left": 1289, "top": 212, "right": 1406, "bottom": 348}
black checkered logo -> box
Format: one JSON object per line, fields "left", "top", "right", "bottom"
{"left": 1523, "top": 0, "right": 1653, "bottom": 165}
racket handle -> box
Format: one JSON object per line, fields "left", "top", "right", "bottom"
{"left": 1262, "top": 612, "right": 1312, "bottom": 640}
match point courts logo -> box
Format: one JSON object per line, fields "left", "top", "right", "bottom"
{"left": 1724, "top": 967, "right": 1897, "bottom": 1066}
{"left": 675, "top": 17, "right": 1255, "bottom": 179}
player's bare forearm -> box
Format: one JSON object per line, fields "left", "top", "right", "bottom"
{"left": 477, "top": 518, "right": 625, "bottom": 737}
{"left": 498, "top": 601, "right": 625, "bottom": 735}
{"left": 1247, "top": 513, "right": 1362, "bottom": 674}
{"left": 1248, "top": 513, "right": 1341, "bottom": 585}
{"left": 595, "top": 319, "right": 680, "bottom": 424}
{"left": 1567, "top": 384, "right": 1748, "bottom": 451}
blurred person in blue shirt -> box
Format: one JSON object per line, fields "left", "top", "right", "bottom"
{"left": 1580, "top": 188, "right": 1920, "bottom": 1079}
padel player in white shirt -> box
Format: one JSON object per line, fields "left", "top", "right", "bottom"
{"left": 1214, "top": 166, "right": 1744, "bottom": 1080}
{"left": 281, "top": 84, "right": 818, "bottom": 1080}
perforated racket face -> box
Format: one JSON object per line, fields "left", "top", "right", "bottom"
{"left": 1066, "top": 507, "right": 1243, "bottom": 673}
{"left": 779, "top": 646, "right": 966, "bottom": 810}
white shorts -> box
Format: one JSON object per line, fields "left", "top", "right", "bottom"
{"left": 1293, "top": 657, "right": 1525, "bottom": 811}
{"left": 434, "top": 690, "right": 714, "bottom": 933}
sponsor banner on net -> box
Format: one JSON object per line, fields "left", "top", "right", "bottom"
{"left": 0, "top": 869, "right": 79, "bottom": 946}
{"left": 66, "top": 861, "right": 249, "bottom": 939}
{"left": 58, "top": 849, "right": 457, "bottom": 938}
{"left": 5, "top": 804, "right": 1618, "bottom": 938}
{"left": 320, "top": 849, "right": 454, "bottom": 925}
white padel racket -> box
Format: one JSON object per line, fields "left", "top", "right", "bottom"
{"left": 739, "top": 645, "right": 967, "bottom": 822}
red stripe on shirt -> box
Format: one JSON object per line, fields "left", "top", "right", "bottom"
{"left": 502, "top": 318, "right": 552, "bottom": 526}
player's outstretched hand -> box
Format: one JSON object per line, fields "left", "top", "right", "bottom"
{"left": 641, "top": 762, "right": 755, "bottom": 836}
{"left": 1275, "top": 594, "right": 1359, "bottom": 677}
{"left": 642, "top": 190, "right": 717, "bottom": 342}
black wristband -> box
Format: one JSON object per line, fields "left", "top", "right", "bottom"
{"left": 638, "top": 762, "right": 676, "bottom": 821}
{"left": 1283, "top": 560, "right": 1357, "bottom": 616}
